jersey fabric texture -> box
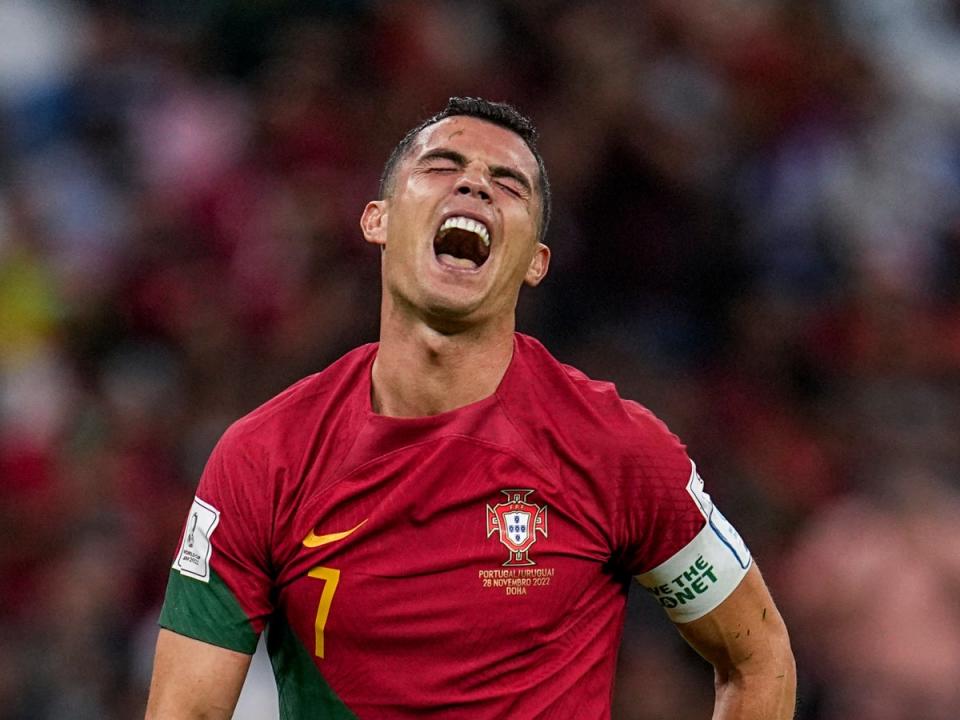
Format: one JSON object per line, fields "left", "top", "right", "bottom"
{"left": 160, "top": 334, "right": 726, "bottom": 719}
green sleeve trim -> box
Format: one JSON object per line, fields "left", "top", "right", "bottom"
{"left": 268, "top": 613, "right": 359, "bottom": 719}
{"left": 159, "top": 568, "right": 259, "bottom": 654}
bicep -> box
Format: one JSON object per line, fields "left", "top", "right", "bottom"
{"left": 145, "top": 629, "right": 253, "bottom": 720}
{"left": 676, "top": 563, "right": 794, "bottom": 682}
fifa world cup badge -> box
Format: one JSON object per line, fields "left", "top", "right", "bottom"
{"left": 486, "top": 489, "right": 548, "bottom": 566}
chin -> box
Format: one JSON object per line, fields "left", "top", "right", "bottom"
{"left": 423, "top": 297, "right": 481, "bottom": 322}
{"left": 417, "top": 289, "right": 489, "bottom": 326}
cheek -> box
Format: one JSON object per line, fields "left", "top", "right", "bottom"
{"left": 404, "top": 177, "right": 449, "bottom": 211}
{"left": 498, "top": 247, "right": 535, "bottom": 289}
{"left": 502, "top": 219, "right": 538, "bottom": 266}
{"left": 505, "top": 200, "right": 537, "bottom": 234}
{"left": 387, "top": 207, "right": 426, "bottom": 249}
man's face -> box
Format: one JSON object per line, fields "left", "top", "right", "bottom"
{"left": 361, "top": 116, "right": 550, "bottom": 326}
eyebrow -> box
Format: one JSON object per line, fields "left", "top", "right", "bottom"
{"left": 418, "top": 148, "right": 533, "bottom": 195}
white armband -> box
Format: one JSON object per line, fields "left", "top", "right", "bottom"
{"left": 635, "top": 462, "right": 751, "bottom": 622}
{"left": 173, "top": 496, "right": 221, "bottom": 582}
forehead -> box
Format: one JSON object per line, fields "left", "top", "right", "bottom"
{"left": 408, "top": 116, "right": 539, "bottom": 181}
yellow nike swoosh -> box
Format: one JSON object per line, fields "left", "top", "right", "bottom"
{"left": 302, "top": 519, "right": 368, "bottom": 548}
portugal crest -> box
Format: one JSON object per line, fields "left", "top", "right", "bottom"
{"left": 486, "top": 489, "right": 548, "bottom": 566}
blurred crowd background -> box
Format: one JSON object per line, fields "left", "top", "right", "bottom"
{"left": 1, "top": 1, "right": 959, "bottom": 718}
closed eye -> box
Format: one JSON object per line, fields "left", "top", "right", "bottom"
{"left": 419, "top": 150, "right": 466, "bottom": 173}
{"left": 496, "top": 179, "right": 525, "bottom": 197}
{"left": 491, "top": 166, "right": 532, "bottom": 199}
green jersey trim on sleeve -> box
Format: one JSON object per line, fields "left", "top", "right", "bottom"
{"left": 159, "top": 567, "right": 259, "bottom": 654}
{"left": 267, "top": 612, "right": 359, "bottom": 720}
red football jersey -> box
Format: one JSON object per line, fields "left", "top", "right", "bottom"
{"left": 160, "top": 334, "right": 740, "bottom": 718}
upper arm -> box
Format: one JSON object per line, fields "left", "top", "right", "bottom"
{"left": 145, "top": 629, "right": 253, "bottom": 720}
{"left": 677, "top": 563, "right": 793, "bottom": 673}
{"left": 148, "top": 425, "right": 272, "bottom": 718}
{"left": 676, "top": 564, "right": 796, "bottom": 716}
{"left": 160, "top": 429, "right": 274, "bottom": 653}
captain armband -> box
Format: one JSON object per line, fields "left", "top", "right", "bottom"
{"left": 635, "top": 462, "right": 752, "bottom": 623}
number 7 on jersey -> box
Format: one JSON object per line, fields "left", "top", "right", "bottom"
{"left": 307, "top": 566, "right": 340, "bottom": 658}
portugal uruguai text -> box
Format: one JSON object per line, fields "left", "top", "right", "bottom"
{"left": 479, "top": 567, "right": 555, "bottom": 595}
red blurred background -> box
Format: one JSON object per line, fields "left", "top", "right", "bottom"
{"left": 1, "top": 2, "right": 959, "bottom": 718}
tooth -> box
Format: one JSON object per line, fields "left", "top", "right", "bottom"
{"left": 476, "top": 225, "right": 490, "bottom": 246}
{"left": 438, "top": 216, "right": 490, "bottom": 247}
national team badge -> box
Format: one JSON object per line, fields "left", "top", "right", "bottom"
{"left": 486, "top": 489, "right": 548, "bottom": 566}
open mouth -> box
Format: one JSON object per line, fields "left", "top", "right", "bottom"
{"left": 433, "top": 216, "right": 491, "bottom": 270}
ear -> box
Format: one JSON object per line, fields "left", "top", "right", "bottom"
{"left": 360, "top": 200, "right": 388, "bottom": 246}
{"left": 523, "top": 243, "right": 551, "bottom": 287}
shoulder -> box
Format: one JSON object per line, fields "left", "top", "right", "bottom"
{"left": 505, "top": 334, "right": 682, "bottom": 455}
{"left": 218, "top": 343, "right": 376, "bottom": 460}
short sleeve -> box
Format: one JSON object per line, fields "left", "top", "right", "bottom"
{"left": 159, "top": 425, "right": 274, "bottom": 653}
{"left": 615, "top": 403, "right": 752, "bottom": 622}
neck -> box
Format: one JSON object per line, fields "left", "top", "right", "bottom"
{"left": 371, "top": 306, "right": 516, "bottom": 418}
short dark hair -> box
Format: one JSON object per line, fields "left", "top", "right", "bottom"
{"left": 378, "top": 97, "right": 551, "bottom": 241}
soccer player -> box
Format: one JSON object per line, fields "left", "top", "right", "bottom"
{"left": 146, "top": 97, "right": 796, "bottom": 719}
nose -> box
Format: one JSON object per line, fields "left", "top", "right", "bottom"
{"left": 456, "top": 169, "right": 491, "bottom": 202}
